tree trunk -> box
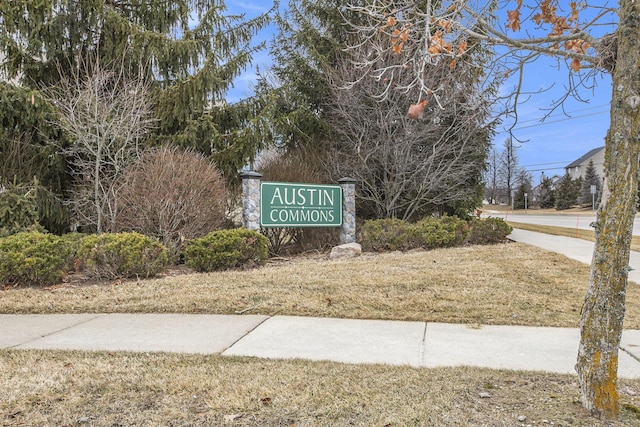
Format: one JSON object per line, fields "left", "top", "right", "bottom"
{"left": 576, "top": 0, "right": 640, "bottom": 418}
{"left": 95, "top": 141, "right": 103, "bottom": 235}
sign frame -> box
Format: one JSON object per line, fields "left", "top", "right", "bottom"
{"left": 260, "top": 181, "right": 343, "bottom": 228}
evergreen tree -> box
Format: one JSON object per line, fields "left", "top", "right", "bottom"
{"left": 0, "top": 83, "right": 69, "bottom": 195}
{"left": 578, "top": 159, "right": 602, "bottom": 207}
{"left": 555, "top": 173, "right": 582, "bottom": 210}
{"left": 0, "top": 83, "right": 71, "bottom": 233}
{"left": 513, "top": 171, "right": 533, "bottom": 210}
{"left": 0, "top": 0, "right": 274, "bottom": 180}
{"left": 255, "top": 0, "right": 348, "bottom": 150}
{"left": 537, "top": 176, "right": 556, "bottom": 209}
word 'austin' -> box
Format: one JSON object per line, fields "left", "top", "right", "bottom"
{"left": 269, "top": 187, "right": 335, "bottom": 207}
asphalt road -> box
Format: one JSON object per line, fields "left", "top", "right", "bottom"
{"left": 483, "top": 211, "right": 640, "bottom": 236}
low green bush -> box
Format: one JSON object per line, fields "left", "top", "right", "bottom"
{"left": 78, "top": 232, "right": 169, "bottom": 279}
{"left": 184, "top": 229, "right": 268, "bottom": 272}
{"left": 360, "top": 218, "right": 411, "bottom": 251}
{"left": 468, "top": 218, "right": 513, "bottom": 244}
{"left": 412, "top": 216, "right": 470, "bottom": 249}
{"left": 58, "top": 232, "right": 86, "bottom": 272}
{"left": 0, "top": 231, "right": 70, "bottom": 286}
{"left": 362, "top": 216, "right": 470, "bottom": 251}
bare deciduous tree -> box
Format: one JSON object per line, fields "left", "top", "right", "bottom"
{"left": 499, "top": 138, "right": 522, "bottom": 207}
{"left": 46, "top": 59, "right": 154, "bottom": 234}
{"left": 327, "top": 43, "right": 494, "bottom": 220}
{"left": 484, "top": 146, "right": 501, "bottom": 204}
{"left": 343, "top": 0, "right": 634, "bottom": 418}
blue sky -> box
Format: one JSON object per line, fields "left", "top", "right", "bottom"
{"left": 493, "top": 56, "right": 612, "bottom": 183}
{"left": 224, "top": 0, "right": 276, "bottom": 101}
{"left": 225, "top": 0, "right": 613, "bottom": 184}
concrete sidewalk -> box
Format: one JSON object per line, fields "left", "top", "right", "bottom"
{"left": 2, "top": 313, "right": 640, "bottom": 378}
{"left": 508, "top": 228, "right": 640, "bottom": 284}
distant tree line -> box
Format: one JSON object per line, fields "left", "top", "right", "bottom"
{"left": 484, "top": 144, "right": 602, "bottom": 211}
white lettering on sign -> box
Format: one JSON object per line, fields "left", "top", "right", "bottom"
{"left": 269, "top": 209, "right": 335, "bottom": 223}
{"left": 269, "top": 187, "right": 335, "bottom": 207}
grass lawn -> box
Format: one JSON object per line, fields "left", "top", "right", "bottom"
{"left": 2, "top": 350, "right": 640, "bottom": 426}
{"left": 6, "top": 242, "right": 640, "bottom": 328}
{"left": 3, "top": 241, "right": 640, "bottom": 425}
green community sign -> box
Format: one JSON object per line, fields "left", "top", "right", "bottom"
{"left": 260, "top": 182, "right": 342, "bottom": 228}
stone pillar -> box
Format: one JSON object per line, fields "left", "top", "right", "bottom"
{"left": 338, "top": 177, "right": 357, "bottom": 244}
{"left": 240, "top": 171, "right": 262, "bottom": 231}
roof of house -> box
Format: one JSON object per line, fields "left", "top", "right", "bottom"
{"left": 565, "top": 146, "right": 605, "bottom": 169}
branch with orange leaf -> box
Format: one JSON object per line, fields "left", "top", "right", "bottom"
{"left": 344, "top": 0, "right": 616, "bottom": 119}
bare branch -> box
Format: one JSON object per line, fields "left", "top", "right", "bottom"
{"left": 44, "top": 58, "right": 155, "bottom": 233}
{"left": 343, "top": 0, "right": 617, "bottom": 111}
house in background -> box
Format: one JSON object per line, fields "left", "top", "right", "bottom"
{"left": 565, "top": 146, "right": 605, "bottom": 179}
{"left": 531, "top": 173, "right": 562, "bottom": 205}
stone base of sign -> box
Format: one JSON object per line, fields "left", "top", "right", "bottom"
{"left": 338, "top": 177, "right": 356, "bottom": 244}
{"left": 240, "top": 171, "right": 262, "bottom": 231}
{"left": 329, "top": 243, "right": 362, "bottom": 260}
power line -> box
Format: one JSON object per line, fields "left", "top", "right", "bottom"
{"left": 527, "top": 166, "right": 568, "bottom": 173}
{"left": 510, "top": 110, "right": 609, "bottom": 131}
{"left": 505, "top": 103, "right": 610, "bottom": 127}
{"left": 524, "top": 161, "right": 605, "bottom": 174}
{"left": 521, "top": 161, "right": 572, "bottom": 167}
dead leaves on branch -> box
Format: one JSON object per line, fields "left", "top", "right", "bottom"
{"left": 379, "top": 11, "right": 466, "bottom": 119}
{"left": 428, "top": 30, "right": 453, "bottom": 55}
{"left": 506, "top": 6, "right": 522, "bottom": 32}
{"left": 507, "top": 0, "right": 588, "bottom": 72}
{"left": 391, "top": 27, "right": 410, "bottom": 54}
{"left": 407, "top": 99, "right": 429, "bottom": 120}
{"left": 380, "top": 11, "right": 411, "bottom": 56}
{"left": 565, "top": 39, "right": 590, "bottom": 54}
{"left": 509, "top": 0, "right": 577, "bottom": 35}
{"left": 376, "top": 0, "right": 596, "bottom": 119}
{"left": 438, "top": 19, "right": 453, "bottom": 33}
{"left": 381, "top": 12, "right": 463, "bottom": 61}
{"left": 571, "top": 58, "right": 582, "bottom": 72}
{"left": 457, "top": 39, "right": 468, "bottom": 55}
{"left": 532, "top": 0, "right": 580, "bottom": 34}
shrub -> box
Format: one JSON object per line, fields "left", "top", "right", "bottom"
{"left": 412, "top": 216, "right": 470, "bottom": 249}
{"left": 361, "top": 218, "right": 412, "bottom": 251}
{"left": 77, "top": 232, "right": 169, "bottom": 279}
{"left": 184, "top": 229, "right": 268, "bottom": 272}
{"left": 362, "top": 216, "right": 470, "bottom": 251}
{"left": 114, "top": 147, "right": 227, "bottom": 260}
{"left": 58, "top": 232, "right": 86, "bottom": 272}
{"left": 0, "top": 231, "right": 70, "bottom": 286}
{"left": 468, "top": 218, "right": 513, "bottom": 244}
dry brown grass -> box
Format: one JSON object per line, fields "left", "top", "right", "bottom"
{"left": 2, "top": 349, "right": 640, "bottom": 426}
{"left": 4, "top": 242, "right": 640, "bottom": 328}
